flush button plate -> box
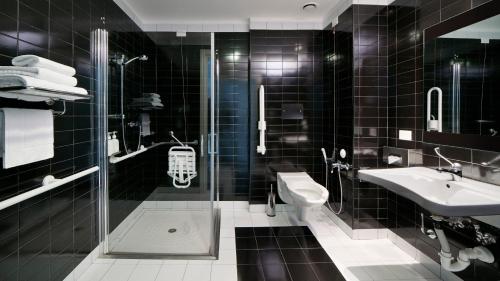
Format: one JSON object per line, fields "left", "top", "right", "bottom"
{"left": 281, "top": 103, "right": 304, "bottom": 120}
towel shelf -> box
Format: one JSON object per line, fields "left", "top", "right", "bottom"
{"left": 0, "top": 166, "right": 99, "bottom": 212}
{"left": 0, "top": 86, "right": 91, "bottom": 102}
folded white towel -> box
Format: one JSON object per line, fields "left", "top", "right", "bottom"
{"left": 0, "top": 66, "right": 77, "bottom": 87}
{"left": 0, "top": 108, "right": 54, "bottom": 169}
{"left": 143, "top": 93, "right": 160, "bottom": 98}
{"left": 130, "top": 102, "right": 164, "bottom": 108}
{"left": 0, "top": 75, "right": 87, "bottom": 97}
{"left": 132, "top": 97, "right": 162, "bottom": 103}
{"left": 12, "top": 55, "right": 76, "bottom": 76}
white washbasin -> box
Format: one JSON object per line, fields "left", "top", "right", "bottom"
{"left": 358, "top": 167, "right": 500, "bottom": 216}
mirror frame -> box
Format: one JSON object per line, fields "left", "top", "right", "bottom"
{"left": 422, "top": 0, "right": 500, "bottom": 151}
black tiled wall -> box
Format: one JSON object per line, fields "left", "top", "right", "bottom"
{"left": 152, "top": 40, "right": 209, "bottom": 190}
{"left": 248, "top": 30, "right": 325, "bottom": 204}
{"left": 385, "top": 0, "right": 500, "bottom": 280}
{"left": 324, "top": 5, "right": 390, "bottom": 230}
{"left": 0, "top": 0, "right": 101, "bottom": 280}
{"left": 216, "top": 33, "right": 251, "bottom": 201}
{"left": 0, "top": 0, "right": 156, "bottom": 280}
{"left": 107, "top": 20, "right": 159, "bottom": 233}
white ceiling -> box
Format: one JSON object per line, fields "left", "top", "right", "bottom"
{"left": 114, "top": 0, "right": 342, "bottom": 30}
{"left": 440, "top": 15, "right": 500, "bottom": 41}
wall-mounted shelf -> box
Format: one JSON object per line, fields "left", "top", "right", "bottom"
{"left": 0, "top": 86, "right": 90, "bottom": 102}
{"left": 109, "top": 142, "right": 168, "bottom": 164}
{"left": 129, "top": 105, "right": 164, "bottom": 111}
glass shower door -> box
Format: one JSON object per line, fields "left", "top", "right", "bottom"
{"left": 96, "top": 30, "right": 219, "bottom": 258}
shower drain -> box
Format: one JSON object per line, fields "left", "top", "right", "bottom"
{"left": 168, "top": 228, "right": 177, "bottom": 233}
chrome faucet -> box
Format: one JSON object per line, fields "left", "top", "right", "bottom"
{"left": 434, "top": 147, "right": 462, "bottom": 180}
{"left": 321, "top": 148, "right": 351, "bottom": 173}
{"left": 330, "top": 161, "right": 351, "bottom": 173}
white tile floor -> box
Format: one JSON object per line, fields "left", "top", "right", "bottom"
{"left": 71, "top": 204, "right": 443, "bottom": 281}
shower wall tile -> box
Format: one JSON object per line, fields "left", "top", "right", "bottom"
{"left": 249, "top": 30, "right": 325, "bottom": 204}
{"left": 107, "top": 26, "right": 159, "bottom": 233}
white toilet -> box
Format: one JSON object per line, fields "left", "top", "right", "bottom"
{"left": 277, "top": 172, "right": 329, "bottom": 221}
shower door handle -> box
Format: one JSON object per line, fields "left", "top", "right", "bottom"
{"left": 200, "top": 135, "right": 204, "bottom": 157}
{"left": 208, "top": 133, "right": 218, "bottom": 155}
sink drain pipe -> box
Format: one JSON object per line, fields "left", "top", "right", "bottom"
{"left": 433, "top": 222, "right": 494, "bottom": 272}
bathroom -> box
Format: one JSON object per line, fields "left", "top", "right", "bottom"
{"left": 1, "top": 0, "right": 500, "bottom": 280}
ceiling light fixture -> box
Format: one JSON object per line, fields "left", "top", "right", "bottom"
{"left": 302, "top": 2, "right": 318, "bottom": 11}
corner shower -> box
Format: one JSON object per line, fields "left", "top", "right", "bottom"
{"left": 93, "top": 30, "right": 220, "bottom": 259}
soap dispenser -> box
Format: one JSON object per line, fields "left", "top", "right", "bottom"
{"left": 107, "top": 132, "right": 113, "bottom": 156}
{"left": 111, "top": 132, "right": 120, "bottom": 155}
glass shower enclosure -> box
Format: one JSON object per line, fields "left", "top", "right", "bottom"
{"left": 93, "top": 30, "right": 219, "bottom": 258}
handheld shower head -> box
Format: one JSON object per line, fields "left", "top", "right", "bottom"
{"left": 321, "top": 148, "right": 328, "bottom": 164}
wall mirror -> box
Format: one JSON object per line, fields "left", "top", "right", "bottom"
{"left": 423, "top": 2, "right": 500, "bottom": 149}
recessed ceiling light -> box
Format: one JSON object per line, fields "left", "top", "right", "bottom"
{"left": 302, "top": 2, "right": 318, "bottom": 11}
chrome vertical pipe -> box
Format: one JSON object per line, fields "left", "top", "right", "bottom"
{"left": 92, "top": 28, "right": 109, "bottom": 255}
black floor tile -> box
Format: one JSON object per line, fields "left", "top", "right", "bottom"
{"left": 281, "top": 249, "right": 309, "bottom": 264}
{"left": 303, "top": 248, "right": 332, "bottom": 263}
{"left": 297, "top": 235, "right": 322, "bottom": 248}
{"left": 235, "top": 226, "right": 345, "bottom": 281}
{"left": 262, "top": 263, "right": 293, "bottom": 281}
{"left": 287, "top": 263, "right": 320, "bottom": 281}
{"left": 311, "top": 263, "right": 345, "bottom": 281}
{"left": 235, "top": 227, "right": 254, "bottom": 238}
{"left": 293, "top": 226, "right": 314, "bottom": 236}
{"left": 253, "top": 227, "right": 274, "bottom": 237}
{"left": 276, "top": 236, "right": 301, "bottom": 249}
{"left": 259, "top": 249, "right": 285, "bottom": 264}
{"left": 236, "top": 237, "right": 258, "bottom": 249}
{"left": 256, "top": 236, "right": 279, "bottom": 249}
{"left": 237, "top": 264, "right": 265, "bottom": 281}
{"left": 236, "top": 250, "right": 260, "bottom": 265}
{"left": 272, "top": 226, "right": 296, "bottom": 237}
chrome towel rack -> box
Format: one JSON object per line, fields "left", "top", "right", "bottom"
{"left": 0, "top": 166, "right": 99, "bottom": 212}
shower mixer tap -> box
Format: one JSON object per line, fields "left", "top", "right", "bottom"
{"left": 321, "top": 148, "right": 350, "bottom": 173}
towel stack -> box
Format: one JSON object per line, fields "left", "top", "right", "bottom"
{"left": 0, "top": 55, "right": 87, "bottom": 96}
{"left": 130, "top": 93, "right": 164, "bottom": 110}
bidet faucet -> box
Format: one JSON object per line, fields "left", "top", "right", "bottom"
{"left": 434, "top": 147, "right": 462, "bottom": 180}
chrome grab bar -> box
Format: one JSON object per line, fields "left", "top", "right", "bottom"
{"left": 0, "top": 166, "right": 99, "bottom": 211}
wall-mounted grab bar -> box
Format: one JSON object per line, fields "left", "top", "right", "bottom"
{"left": 109, "top": 140, "right": 200, "bottom": 164}
{"left": 0, "top": 166, "right": 99, "bottom": 212}
{"left": 257, "top": 85, "right": 266, "bottom": 155}
{"left": 426, "top": 87, "right": 442, "bottom": 132}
